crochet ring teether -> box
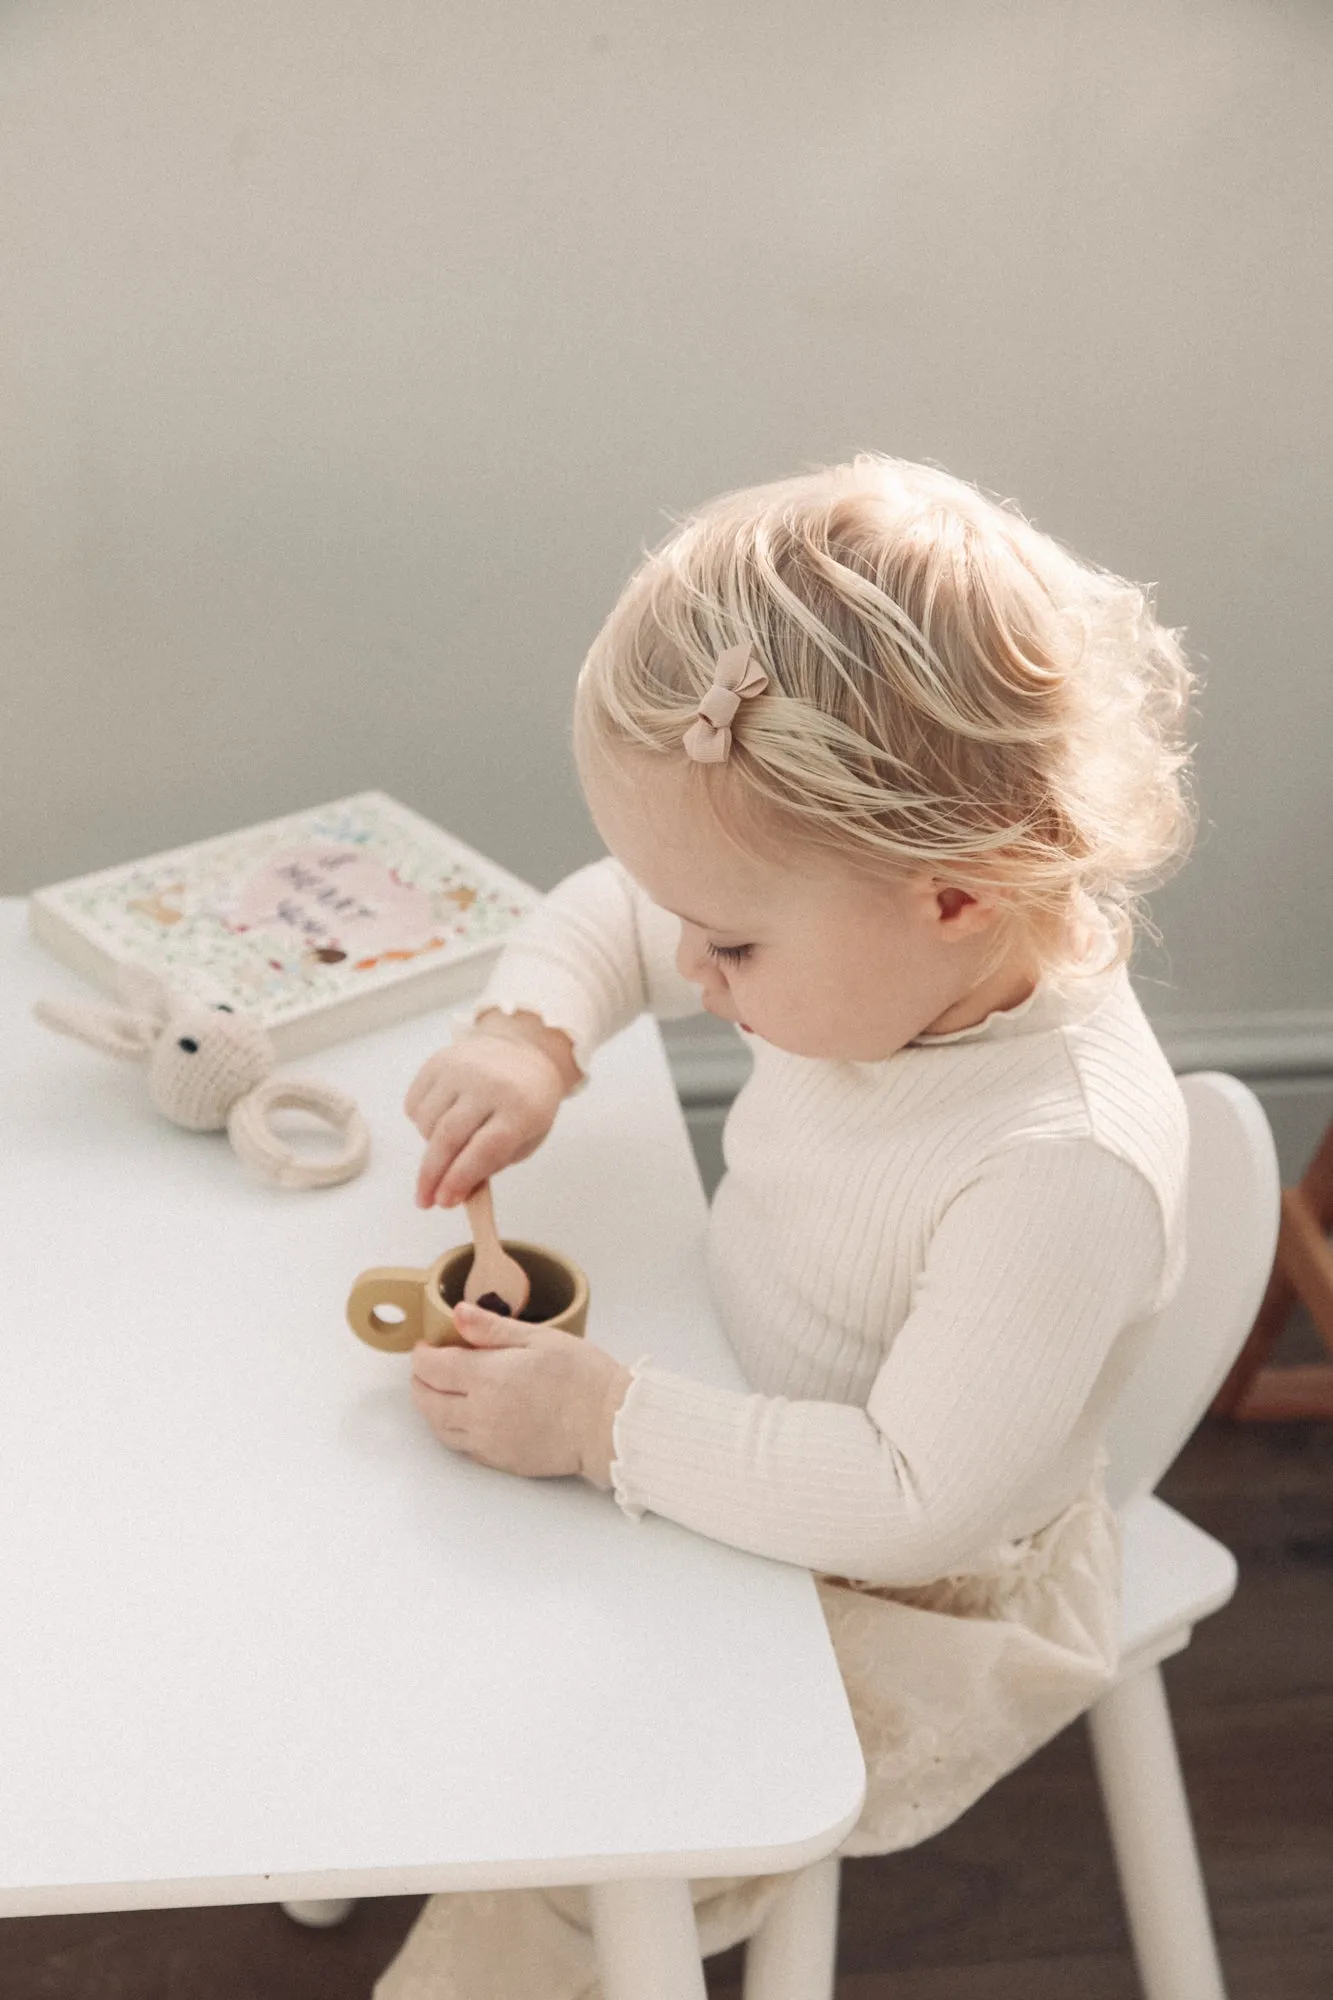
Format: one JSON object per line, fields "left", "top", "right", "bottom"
{"left": 227, "top": 1076, "right": 370, "bottom": 1190}
{"left": 33, "top": 964, "right": 372, "bottom": 1193}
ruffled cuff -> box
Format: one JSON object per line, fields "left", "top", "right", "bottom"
{"left": 452, "top": 985, "right": 597, "bottom": 1096}
{"left": 607, "top": 1361, "right": 766, "bottom": 1527}
{"left": 608, "top": 1355, "right": 657, "bottom": 1520}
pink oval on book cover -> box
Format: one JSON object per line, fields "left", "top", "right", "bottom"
{"left": 227, "top": 844, "right": 436, "bottom": 957}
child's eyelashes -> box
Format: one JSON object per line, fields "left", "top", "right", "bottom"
{"left": 705, "top": 941, "right": 753, "bottom": 966}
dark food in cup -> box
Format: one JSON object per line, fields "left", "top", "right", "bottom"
{"left": 473, "top": 1288, "right": 547, "bottom": 1325}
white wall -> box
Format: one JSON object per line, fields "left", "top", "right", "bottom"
{"left": 5, "top": 0, "right": 1331, "bottom": 1042}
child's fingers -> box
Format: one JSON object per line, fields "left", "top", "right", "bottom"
{"left": 416, "top": 1102, "right": 487, "bottom": 1207}
{"left": 436, "top": 1117, "right": 518, "bottom": 1208}
{"left": 409, "top": 1371, "right": 478, "bottom": 1453}
{"left": 403, "top": 1055, "right": 450, "bottom": 1126}
{"left": 406, "top": 1074, "right": 459, "bottom": 1142}
{"left": 452, "top": 1300, "right": 533, "bottom": 1347}
{"left": 411, "top": 1341, "right": 472, "bottom": 1392}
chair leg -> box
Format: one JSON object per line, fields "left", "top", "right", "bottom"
{"left": 742, "top": 1856, "right": 840, "bottom": 2000}
{"left": 588, "top": 1878, "right": 708, "bottom": 2000}
{"left": 1087, "top": 1665, "right": 1228, "bottom": 2000}
{"left": 281, "top": 1898, "right": 356, "bottom": 1926}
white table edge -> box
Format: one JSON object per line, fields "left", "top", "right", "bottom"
{"left": 4, "top": 907, "right": 868, "bottom": 1931}
{"left": 0, "top": 1796, "right": 867, "bottom": 1920}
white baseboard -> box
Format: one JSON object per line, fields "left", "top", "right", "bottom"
{"left": 1147, "top": 1008, "right": 1333, "bottom": 1078}
{"left": 661, "top": 1006, "right": 1333, "bottom": 1107}
{"left": 662, "top": 1010, "right": 1333, "bottom": 1195}
{"left": 658, "top": 1017, "right": 755, "bottom": 1103}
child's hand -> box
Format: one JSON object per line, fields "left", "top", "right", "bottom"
{"left": 404, "top": 1012, "right": 578, "bottom": 1210}
{"left": 410, "top": 1301, "right": 631, "bottom": 1487}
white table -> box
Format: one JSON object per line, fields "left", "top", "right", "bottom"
{"left": 0, "top": 900, "right": 864, "bottom": 1995}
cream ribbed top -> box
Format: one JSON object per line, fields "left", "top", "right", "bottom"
{"left": 466, "top": 857, "right": 1189, "bottom": 1587}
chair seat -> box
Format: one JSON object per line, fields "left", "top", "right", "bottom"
{"left": 1116, "top": 1493, "right": 1237, "bottom": 1677}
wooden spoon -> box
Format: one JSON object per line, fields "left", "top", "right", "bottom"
{"left": 462, "top": 1181, "right": 532, "bottom": 1318}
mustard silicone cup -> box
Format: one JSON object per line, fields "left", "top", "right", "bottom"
{"left": 346, "top": 1239, "right": 590, "bottom": 1353}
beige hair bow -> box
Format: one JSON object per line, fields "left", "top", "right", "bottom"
{"left": 681, "top": 643, "right": 769, "bottom": 763}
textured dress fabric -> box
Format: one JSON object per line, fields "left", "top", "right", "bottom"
{"left": 372, "top": 857, "right": 1188, "bottom": 1999}
{"left": 371, "top": 1483, "right": 1121, "bottom": 2000}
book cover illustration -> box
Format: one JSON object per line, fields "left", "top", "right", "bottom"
{"left": 32, "top": 791, "right": 538, "bottom": 1030}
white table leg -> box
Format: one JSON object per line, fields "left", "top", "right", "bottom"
{"left": 742, "top": 1855, "right": 840, "bottom": 2000}
{"left": 281, "top": 1898, "right": 356, "bottom": 1927}
{"left": 588, "top": 1877, "right": 708, "bottom": 2000}
{"left": 1087, "top": 1664, "right": 1228, "bottom": 2000}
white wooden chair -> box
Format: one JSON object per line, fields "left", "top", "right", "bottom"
{"left": 744, "top": 1071, "right": 1282, "bottom": 2000}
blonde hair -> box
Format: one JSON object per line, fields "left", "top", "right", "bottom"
{"left": 573, "top": 454, "right": 1198, "bottom": 982}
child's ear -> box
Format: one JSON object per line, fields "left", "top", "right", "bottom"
{"left": 928, "top": 880, "right": 1006, "bottom": 937}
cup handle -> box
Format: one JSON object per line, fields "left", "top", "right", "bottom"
{"left": 346, "top": 1267, "right": 425, "bottom": 1352}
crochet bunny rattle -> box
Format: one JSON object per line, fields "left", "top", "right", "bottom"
{"left": 33, "top": 963, "right": 370, "bottom": 1190}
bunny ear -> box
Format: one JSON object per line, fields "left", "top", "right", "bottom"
{"left": 32, "top": 995, "right": 160, "bottom": 1060}
{"left": 113, "top": 961, "right": 175, "bottom": 1021}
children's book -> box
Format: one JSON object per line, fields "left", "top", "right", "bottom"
{"left": 27, "top": 791, "right": 540, "bottom": 1059}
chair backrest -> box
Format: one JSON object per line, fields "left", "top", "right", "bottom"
{"left": 1102, "top": 1070, "right": 1281, "bottom": 1510}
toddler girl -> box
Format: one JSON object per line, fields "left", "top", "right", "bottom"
{"left": 376, "top": 453, "right": 1196, "bottom": 1998}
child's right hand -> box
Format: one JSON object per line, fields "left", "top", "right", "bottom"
{"left": 404, "top": 1011, "right": 580, "bottom": 1211}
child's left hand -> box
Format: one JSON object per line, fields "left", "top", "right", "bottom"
{"left": 410, "top": 1300, "right": 631, "bottom": 1489}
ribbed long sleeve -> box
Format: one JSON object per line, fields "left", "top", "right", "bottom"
{"left": 610, "top": 1139, "right": 1161, "bottom": 1584}
{"left": 460, "top": 859, "right": 701, "bottom": 1082}
{"left": 465, "top": 856, "right": 1189, "bottom": 1585}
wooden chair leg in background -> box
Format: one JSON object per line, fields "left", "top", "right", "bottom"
{"left": 1212, "top": 1116, "right": 1333, "bottom": 1421}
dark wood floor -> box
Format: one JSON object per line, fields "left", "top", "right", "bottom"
{"left": 4, "top": 1347, "right": 1330, "bottom": 1998}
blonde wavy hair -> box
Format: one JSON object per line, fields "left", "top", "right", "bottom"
{"left": 573, "top": 454, "right": 1198, "bottom": 983}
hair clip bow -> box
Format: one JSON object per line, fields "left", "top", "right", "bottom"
{"left": 681, "top": 643, "right": 769, "bottom": 763}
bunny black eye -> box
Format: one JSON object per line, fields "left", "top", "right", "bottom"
{"left": 213, "top": 1004, "right": 234, "bottom": 1013}
{"left": 177, "top": 1037, "right": 199, "bottom": 1054}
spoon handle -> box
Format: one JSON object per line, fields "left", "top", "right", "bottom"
{"left": 465, "top": 1181, "right": 501, "bottom": 1262}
